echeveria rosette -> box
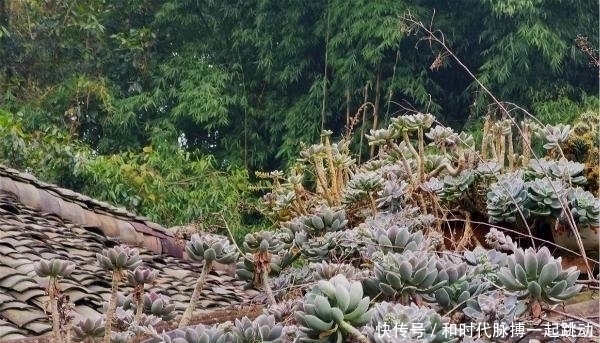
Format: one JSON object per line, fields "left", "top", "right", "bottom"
{"left": 425, "top": 256, "right": 490, "bottom": 310}
{"left": 96, "top": 245, "right": 142, "bottom": 271}
{"left": 372, "top": 224, "right": 424, "bottom": 254}
{"left": 243, "top": 231, "right": 287, "bottom": 254}
{"left": 365, "top": 302, "right": 455, "bottom": 343}
{"left": 525, "top": 177, "right": 567, "bottom": 218}
{"left": 526, "top": 158, "right": 587, "bottom": 185}
{"left": 127, "top": 266, "right": 159, "bottom": 322}
{"left": 72, "top": 317, "right": 105, "bottom": 342}
{"left": 231, "top": 315, "right": 284, "bottom": 343}
{"left": 35, "top": 258, "right": 76, "bottom": 342}
{"left": 486, "top": 171, "right": 529, "bottom": 224}
{"left": 440, "top": 170, "right": 475, "bottom": 203}
{"left": 34, "top": 258, "right": 76, "bottom": 278}
{"left": 390, "top": 112, "right": 435, "bottom": 132}
{"left": 372, "top": 250, "right": 446, "bottom": 301}
{"left": 284, "top": 206, "right": 348, "bottom": 236}
{"left": 463, "top": 291, "right": 526, "bottom": 325}
{"left": 496, "top": 246, "right": 582, "bottom": 305}
{"left": 155, "top": 324, "right": 228, "bottom": 343}
{"left": 180, "top": 234, "right": 238, "bottom": 328}
{"left": 96, "top": 246, "right": 142, "bottom": 343}
{"left": 295, "top": 275, "right": 373, "bottom": 343}
{"left": 567, "top": 187, "right": 600, "bottom": 228}
{"left": 186, "top": 233, "right": 238, "bottom": 264}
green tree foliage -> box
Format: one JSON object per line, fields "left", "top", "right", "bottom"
{"left": 0, "top": 0, "right": 597, "bottom": 231}
{"left": 0, "top": 110, "right": 262, "bottom": 240}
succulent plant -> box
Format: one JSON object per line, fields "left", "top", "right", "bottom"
{"left": 463, "top": 245, "right": 508, "bottom": 280}
{"left": 142, "top": 291, "right": 177, "bottom": 321}
{"left": 127, "top": 266, "right": 159, "bottom": 286}
{"left": 451, "top": 131, "right": 475, "bottom": 150}
{"left": 72, "top": 317, "right": 105, "bottom": 342}
{"left": 294, "top": 231, "right": 335, "bottom": 262}
{"left": 157, "top": 325, "right": 228, "bottom": 343}
{"left": 367, "top": 127, "right": 400, "bottom": 145}
{"left": 372, "top": 224, "right": 425, "bottom": 254}
{"left": 440, "top": 170, "right": 474, "bottom": 202}
{"left": 324, "top": 228, "right": 369, "bottom": 263}
{"left": 433, "top": 277, "right": 490, "bottom": 310}
{"left": 526, "top": 158, "right": 587, "bottom": 185}
{"left": 525, "top": 177, "right": 567, "bottom": 217}
{"left": 424, "top": 256, "right": 490, "bottom": 310}
{"left": 486, "top": 171, "right": 529, "bottom": 224}
{"left": 534, "top": 123, "right": 572, "bottom": 150}
{"left": 230, "top": 315, "right": 284, "bottom": 343}
{"left": 365, "top": 302, "right": 453, "bottom": 343}
{"left": 567, "top": 187, "right": 600, "bottom": 227}
{"left": 497, "top": 246, "right": 582, "bottom": 305}
{"left": 376, "top": 178, "right": 408, "bottom": 210}
{"left": 96, "top": 245, "right": 142, "bottom": 271}
{"left": 295, "top": 274, "right": 373, "bottom": 343}
{"left": 373, "top": 251, "right": 446, "bottom": 300}
{"left": 391, "top": 112, "right": 435, "bottom": 132}
{"left": 483, "top": 228, "right": 517, "bottom": 252}
{"left": 426, "top": 125, "right": 456, "bottom": 150}
{"left": 186, "top": 234, "right": 238, "bottom": 264}
{"left": 342, "top": 171, "right": 384, "bottom": 205}
{"left": 34, "top": 258, "right": 76, "bottom": 278}
{"left": 463, "top": 291, "right": 526, "bottom": 324}
{"left": 180, "top": 235, "right": 238, "bottom": 328}
{"left": 421, "top": 176, "right": 444, "bottom": 193}
{"left": 265, "top": 299, "right": 298, "bottom": 324}
{"left": 311, "top": 261, "right": 370, "bottom": 281}
{"left": 284, "top": 206, "right": 348, "bottom": 236}
{"left": 243, "top": 231, "right": 287, "bottom": 254}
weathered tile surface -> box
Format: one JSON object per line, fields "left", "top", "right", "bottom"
{"left": 0, "top": 167, "right": 259, "bottom": 341}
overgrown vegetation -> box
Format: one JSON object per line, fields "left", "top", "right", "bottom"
{"left": 1, "top": 2, "right": 599, "bottom": 343}
{"left": 1, "top": 0, "right": 597, "bottom": 170}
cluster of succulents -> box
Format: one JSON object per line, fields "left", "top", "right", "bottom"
{"left": 72, "top": 317, "right": 105, "bottom": 342}
{"left": 496, "top": 246, "right": 582, "bottom": 305}
{"left": 364, "top": 302, "right": 453, "bottom": 343}
{"left": 526, "top": 157, "right": 587, "bottom": 185}
{"left": 440, "top": 170, "right": 475, "bottom": 203}
{"left": 463, "top": 291, "right": 526, "bottom": 324}
{"left": 230, "top": 315, "right": 284, "bottom": 343}
{"left": 425, "top": 256, "right": 491, "bottom": 310}
{"left": 105, "top": 291, "right": 177, "bottom": 323}
{"left": 371, "top": 223, "right": 426, "bottom": 254}
{"left": 342, "top": 171, "right": 385, "bottom": 206}
{"left": 45, "top": 112, "right": 598, "bottom": 343}
{"left": 283, "top": 206, "right": 348, "bottom": 235}
{"left": 371, "top": 250, "right": 446, "bottom": 300}
{"left": 486, "top": 171, "right": 529, "bottom": 224}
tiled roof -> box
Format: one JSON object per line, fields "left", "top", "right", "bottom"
{"left": 0, "top": 165, "right": 184, "bottom": 257}
{"left": 0, "top": 166, "right": 259, "bottom": 341}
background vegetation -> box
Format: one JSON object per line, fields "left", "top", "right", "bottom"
{"left": 0, "top": 0, "right": 597, "bottom": 233}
